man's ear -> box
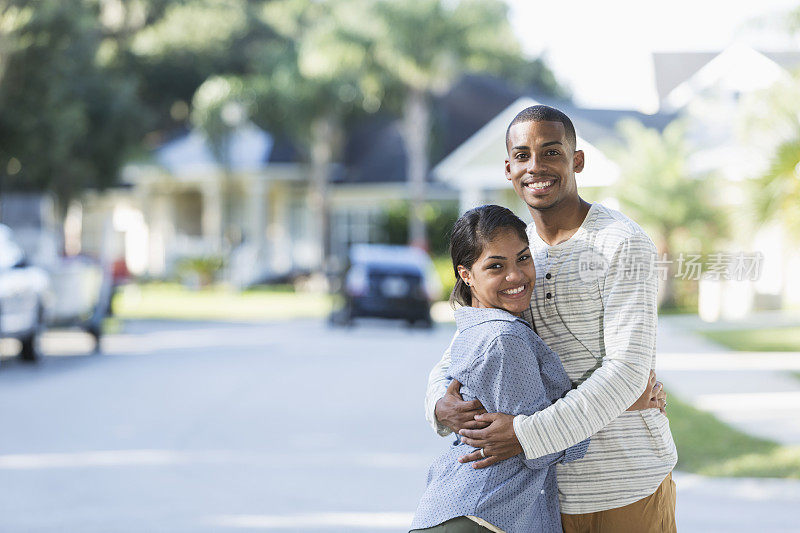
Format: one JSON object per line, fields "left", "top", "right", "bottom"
{"left": 504, "top": 158, "right": 511, "bottom": 181}
{"left": 457, "top": 265, "right": 471, "bottom": 286}
{"left": 573, "top": 149, "right": 585, "bottom": 173}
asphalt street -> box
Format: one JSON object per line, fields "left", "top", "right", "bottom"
{"left": 1, "top": 318, "right": 799, "bottom": 532}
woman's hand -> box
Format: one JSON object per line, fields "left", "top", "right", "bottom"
{"left": 435, "top": 380, "right": 489, "bottom": 433}
{"left": 627, "top": 370, "right": 667, "bottom": 414}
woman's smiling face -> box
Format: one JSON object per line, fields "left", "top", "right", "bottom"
{"left": 457, "top": 228, "right": 535, "bottom": 316}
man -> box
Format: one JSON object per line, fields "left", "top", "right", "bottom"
{"left": 425, "top": 105, "right": 678, "bottom": 532}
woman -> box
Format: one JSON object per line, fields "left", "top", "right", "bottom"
{"left": 410, "top": 205, "right": 589, "bottom": 533}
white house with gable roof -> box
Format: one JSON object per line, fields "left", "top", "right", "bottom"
{"left": 99, "top": 122, "right": 320, "bottom": 286}
{"left": 652, "top": 44, "right": 800, "bottom": 318}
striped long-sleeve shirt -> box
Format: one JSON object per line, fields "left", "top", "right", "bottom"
{"left": 425, "top": 203, "right": 678, "bottom": 514}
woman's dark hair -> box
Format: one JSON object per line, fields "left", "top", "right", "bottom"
{"left": 449, "top": 204, "right": 529, "bottom": 308}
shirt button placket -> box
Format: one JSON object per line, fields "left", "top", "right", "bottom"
{"left": 544, "top": 249, "right": 557, "bottom": 309}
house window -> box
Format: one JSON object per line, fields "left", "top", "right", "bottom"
{"left": 331, "top": 208, "right": 382, "bottom": 258}
{"left": 289, "top": 189, "right": 308, "bottom": 241}
{"left": 173, "top": 190, "right": 203, "bottom": 237}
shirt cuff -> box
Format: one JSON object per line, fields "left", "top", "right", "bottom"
{"left": 513, "top": 414, "right": 534, "bottom": 458}
{"left": 563, "top": 437, "right": 590, "bottom": 463}
{"left": 426, "top": 390, "right": 453, "bottom": 437}
{"left": 435, "top": 418, "right": 452, "bottom": 437}
{"left": 513, "top": 413, "right": 555, "bottom": 460}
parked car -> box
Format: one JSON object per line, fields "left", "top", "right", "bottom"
{"left": 331, "top": 244, "right": 441, "bottom": 327}
{"left": 44, "top": 253, "right": 112, "bottom": 345}
{"left": 0, "top": 224, "right": 112, "bottom": 362}
{"left": 0, "top": 224, "right": 49, "bottom": 361}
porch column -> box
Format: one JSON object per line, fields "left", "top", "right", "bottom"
{"left": 144, "top": 189, "right": 170, "bottom": 277}
{"left": 201, "top": 179, "right": 223, "bottom": 254}
{"left": 247, "top": 177, "right": 268, "bottom": 253}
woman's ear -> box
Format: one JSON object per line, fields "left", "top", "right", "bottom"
{"left": 457, "top": 265, "right": 471, "bottom": 287}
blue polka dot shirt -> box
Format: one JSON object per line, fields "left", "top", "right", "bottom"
{"left": 411, "top": 307, "right": 590, "bottom": 533}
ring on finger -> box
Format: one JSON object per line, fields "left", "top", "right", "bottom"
{"left": 479, "top": 448, "right": 486, "bottom": 459}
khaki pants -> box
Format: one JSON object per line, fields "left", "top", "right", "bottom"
{"left": 561, "top": 472, "right": 677, "bottom": 533}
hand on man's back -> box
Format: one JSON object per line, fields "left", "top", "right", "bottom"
{"left": 457, "top": 413, "right": 523, "bottom": 468}
{"left": 436, "top": 381, "right": 522, "bottom": 469}
{"left": 435, "top": 380, "right": 489, "bottom": 433}
{"left": 627, "top": 370, "right": 668, "bottom": 414}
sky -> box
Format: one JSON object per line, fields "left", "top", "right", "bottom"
{"left": 506, "top": 0, "right": 800, "bottom": 112}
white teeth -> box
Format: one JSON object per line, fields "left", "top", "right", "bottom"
{"left": 527, "top": 180, "right": 554, "bottom": 190}
{"left": 502, "top": 286, "right": 525, "bottom": 295}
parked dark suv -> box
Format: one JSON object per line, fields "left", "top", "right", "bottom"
{"left": 332, "top": 244, "right": 440, "bottom": 327}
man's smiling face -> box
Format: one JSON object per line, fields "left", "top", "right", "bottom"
{"left": 504, "top": 120, "right": 584, "bottom": 212}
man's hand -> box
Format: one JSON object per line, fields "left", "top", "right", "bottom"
{"left": 457, "top": 413, "right": 523, "bottom": 469}
{"left": 627, "top": 370, "right": 667, "bottom": 414}
{"left": 434, "top": 380, "right": 488, "bottom": 434}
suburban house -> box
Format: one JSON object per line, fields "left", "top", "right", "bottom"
{"left": 109, "top": 124, "right": 315, "bottom": 286}
{"left": 649, "top": 44, "right": 800, "bottom": 318}
{"left": 96, "top": 117, "right": 460, "bottom": 286}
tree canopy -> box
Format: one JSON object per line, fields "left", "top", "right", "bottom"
{"left": 0, "top": 0, "right": 563, "bottom": 222}
{"left": 0, "top": 1, "right": 144, "bottom": 210}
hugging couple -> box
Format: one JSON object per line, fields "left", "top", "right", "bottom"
{"left": 410, "top": 105, "right": 678, "bottom": 533}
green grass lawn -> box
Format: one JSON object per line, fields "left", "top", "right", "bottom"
{"left": 669, "top": 395, "right": 800, "bottom": 478}
{"left": 113, "top": 283, "right": 336, "bottom": 322}
{"left": 691, "top": 324, "right": 800, "bottom": 474}
{"left": 699, "top": 326, "right": 800, "bottom": 352}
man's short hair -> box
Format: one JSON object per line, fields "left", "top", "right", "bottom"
{"left": 505, "top": 105, "right": 577, "bottom": 150}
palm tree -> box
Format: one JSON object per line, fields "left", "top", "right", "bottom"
{"left": 244, "top": 0, "right": 387, "bottom": 274}
{"left": 753, "top": 134, "right": 800, "bottom": 238}
{"left": 739, "top": 76, "right": 800, "bottom": 240}
{"left": 608, "top": 119, "right": 727, "bottom": 307}
{"left": 369, "top": 0, "right": 533, "bottom": 250}
{"left": 190, "top": 75, "right": 248, "bottom": 251}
